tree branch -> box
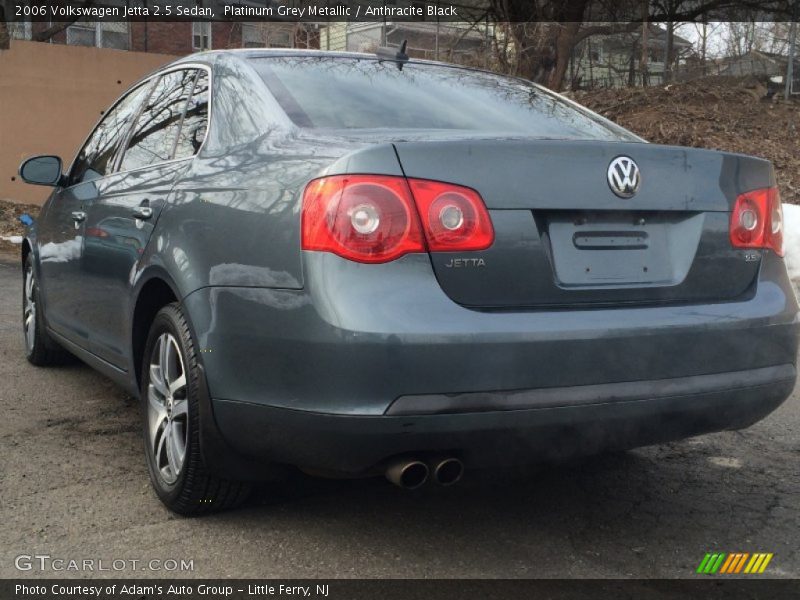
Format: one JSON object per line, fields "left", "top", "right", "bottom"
{"left": 32, "top": 0, "right": 95, "bottom": 42}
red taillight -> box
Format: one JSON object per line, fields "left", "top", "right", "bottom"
{"left": 407, "top": 179, "right": 494, "bottom": 252}
{"left": 301, "top": 175, "right": 425, "bottom": 263}
{"left": 730, "top": 186, "right": 783, "bottom": 257}
{"left": 302, "top": 175, "right": 494, "bottom": 263}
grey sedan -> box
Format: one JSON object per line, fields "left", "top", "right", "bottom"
{"left": 18, "top": 50, "right": 798, "bottom": 514}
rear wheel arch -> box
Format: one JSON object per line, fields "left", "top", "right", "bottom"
{"left": 22, "top": 250, "right": 72, "bottom": 365}
{"left": 21, "top": 239, "right": 31, "bottom": 266}
{"left": 141, "top": 301, "right": 252, "bottom": 514}
{"left": 131, "top": 274, "right": 182, "bottom": 391}
{"left": 21, "top": 240, "right": 32, "bottom": 293}
{"left": 21, "top": 239, "right": 34, "bottom": 286}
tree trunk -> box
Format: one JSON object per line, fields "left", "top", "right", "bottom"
{"left": 548, "top": 21, "right": 581, "bottom": 91}
{"left": 787, "top": 19, "right": 797, "bottom": 101}
{"left": 509, "top": 23, "right": 531, "bottom": 78}
{"left": 569, "top": 47, "right": 575, "bottom": 90}
{"left": 701, "top": 21, "right": 707, "bottom": 75}
{"left": 32, "top": 21, "right": 78, "bottom": 42}
{"left": 31, "top": 0, "right": 95, "bottom": 42}
{"left": 664, "top": 21, "right": 674, "bottom": 84}
{"left": 639, "top": 1, "right": 649, "bottom": 87}
{"left": 628, "top": 44, "right": 637, "bottom": 87}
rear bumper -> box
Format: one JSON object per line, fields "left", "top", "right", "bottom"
{"left": 212, "top": 364, "right": 795, "bottom": 474}
{"left": 181, "top": 251, "right": 799, "bottom": 474}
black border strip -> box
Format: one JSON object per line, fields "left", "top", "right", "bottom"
{"left": 4, "top": 579, "right": 800, "bottom": 600}
{"left": 3, "top": 0, "right": 800, "bottom": 23}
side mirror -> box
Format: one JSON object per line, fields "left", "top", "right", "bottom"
{"left": 19, "top": 155, "right": 63, "bottom": 187}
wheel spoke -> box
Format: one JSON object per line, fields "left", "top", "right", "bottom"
{"left": 168, "top": 423, "right": 185, "bottom": 473}
{"left": 25, "top": 269, "right": 34, "bottom": 303}
{"left": 172, "top": 398, "right": 188, "bottom": 419}
{"left": 159, "top": 334, "right": 170, "bottom": 383}
{"left": 149, "top": 363, "right": 168, "bottom": 397}
{"left": 164, "top": 336, "right": 186, "bottom": 396}
{"left": 168, "top": 373, "right": 186, "bottom": 397}
{"left": 25, "top": 322, "right": 35, "bottom": 348}
{"left": 147, "top": 388, "right": 168, "bottom": 448}
{"left": 155, "top": 423, "right": 169, "bottom": 469}
{"left": 23, "top": 268, "right": 36, "bottom": 351}
{"left": 164, "top": 423, "right": 178, "bottom": 476}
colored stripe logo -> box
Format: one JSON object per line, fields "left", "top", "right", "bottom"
{"left": 697, "top": 553, "right": 773, "bottom": 574}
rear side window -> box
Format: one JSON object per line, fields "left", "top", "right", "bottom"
{"left": 250, "top": 57, "right": 636, "bottom": 141}
{"left": 173, "top": 70, "right": 209, "bottom": 160}
{"left": 70, "top": 83, "right": 150, "bottom": 185}
{"left": 119, "top": 69, "right": 197, "bottom": 172}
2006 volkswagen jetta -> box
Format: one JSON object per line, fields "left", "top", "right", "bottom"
{"left": 18, "top": 49, "right": 799, "bottom": 514}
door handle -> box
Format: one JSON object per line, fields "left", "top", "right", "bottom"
{"left": 71, "top": 211, "right": 86, "bottom": 223}
{"left": 132, "top": 206, "right": 153, "bottom": 220}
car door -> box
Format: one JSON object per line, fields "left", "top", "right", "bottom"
{"left": 81, "top": 67, "right": 210, "bottom": 368}
{"left": 36, "top": 82, "right": 152, "bottom": 347}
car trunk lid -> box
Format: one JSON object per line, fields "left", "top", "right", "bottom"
{"left": 393, "top": 139, "right": 771, "bottom": 308}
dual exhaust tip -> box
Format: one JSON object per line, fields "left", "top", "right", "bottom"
{"left": 385, "top": 457, "right": 463, "bottom": 489}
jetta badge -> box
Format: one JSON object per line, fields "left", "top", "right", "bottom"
{"left": 607, "top": 156, "right": 641, "bottom": 198}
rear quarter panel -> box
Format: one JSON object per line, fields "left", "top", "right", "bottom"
{"left": 147, "top": 53, "right": 406, "bottom": 299}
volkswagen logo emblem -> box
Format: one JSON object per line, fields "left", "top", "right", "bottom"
{"left": 607, "top": 156, "right": 641, "bottom": 198}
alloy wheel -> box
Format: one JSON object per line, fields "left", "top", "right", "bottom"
{"left": 23, "top": 265, "right": 36, "bottom": 352}
{"left": 147, "top": 333, "right": 189, "bottom": 485}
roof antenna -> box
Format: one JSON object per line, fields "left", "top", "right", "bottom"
{"left": 376, "top": 39, "right": 409, "bottom": 70}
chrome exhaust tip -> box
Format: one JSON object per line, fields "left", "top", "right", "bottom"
{"left": 385, "top": 459, "right": 429, "bottom": 490}
{"left": 432, "top": 457, "right": 464, "bottom": 486}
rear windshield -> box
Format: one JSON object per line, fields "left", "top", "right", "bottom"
{"left": 249, "top": 57, "right": 637, "bottom": 141}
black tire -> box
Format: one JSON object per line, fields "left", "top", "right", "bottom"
{"left": 23, "top": 253, "right": 73, "bottom": 366}
{"left": 141, "top": 302, "right": 250, "bottom": 515}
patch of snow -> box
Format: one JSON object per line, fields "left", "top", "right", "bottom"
{"left": 782, "top": 204, "right": 800, "bottom": 283}
{"left": 0, "top": 235, "right": 22, "bottom": 244}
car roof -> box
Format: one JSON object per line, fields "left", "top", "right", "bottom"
{"left": 169, "top": 47, "right": 475, "bottom": 71}
{"left": 131, "top": 48, "right": 469, "bottom": 112}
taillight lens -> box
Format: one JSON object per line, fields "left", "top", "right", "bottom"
{"left": 730, "top": 186, "right": 783, "bottom": 257}
{"left": 407, "top": 179, "right": 495, "bottom": 251}
{"left": 301, "top": 175, "right": 425, "bottom": 263}
{"left": 302, "top": 175, "right": 494, "bottom": 263}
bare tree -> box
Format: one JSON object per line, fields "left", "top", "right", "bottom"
{"left": 0, "top": 0, "right": 97, "bottom": 48}
{"left": 686, "top": 19, "right": 723, "bottom": 69}
{"left": 720, "top": 20, "right": 795, "bottom": 60}
{"left": 0, "top": 0, "right": 96, "bottom": 46}
{"left": 31, "top": 1, "right": 96, "bottom": 42}
{"left": 483, "top": 0, "right": 794, "bottom": 90}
